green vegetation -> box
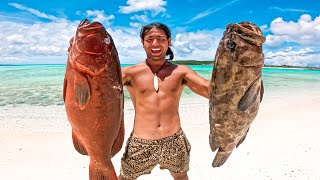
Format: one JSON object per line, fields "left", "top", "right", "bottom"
{"left": 171, "top": 60, "right": 320, "bottom": 70}
{"left": 171, "top": 60, "right": 213, "bottom": 65}
{"left": 263, "top": 65, "right": 320, "bottom": 70}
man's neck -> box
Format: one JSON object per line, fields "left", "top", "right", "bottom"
{"left": 146, "top": 58, "right": 166, "bottom": 67}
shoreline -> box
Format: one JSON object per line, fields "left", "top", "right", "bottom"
{"left": 1, "top": 88, "right": 320, "bottom": 179}
{"left": 1, "top": 63, "right": 320, "bottom": 70}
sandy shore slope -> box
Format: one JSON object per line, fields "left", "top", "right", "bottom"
{"left": 1, "top": 89, "right": 320, "bottom": 180}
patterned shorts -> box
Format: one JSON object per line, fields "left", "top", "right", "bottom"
{"left": 120, "top": 128, "right": 191, "bottom": 179}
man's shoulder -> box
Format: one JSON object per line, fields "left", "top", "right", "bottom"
{"left": 173, "top": 64, "right": 194, "bottom": 72}
{"left": 122, "top": 62, "right": 146, "bottom": 73}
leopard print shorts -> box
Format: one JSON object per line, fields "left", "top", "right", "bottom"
{"left": 120, "top": 128, "right": 191, "bottom": 179}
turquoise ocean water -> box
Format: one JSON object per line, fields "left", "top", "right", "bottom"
{"left": 0, "top": 64, "right": 320, "bottom": 107}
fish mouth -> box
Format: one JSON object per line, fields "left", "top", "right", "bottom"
{"left": 79, "top": 19, "right": 90, "bottom": 27}
{"left": 227, "top": 23, "right": 265, "bottom": 46}
{"left": 78, "top": 19, "right": 103, "bottom": 34}
{"left": 75, "top": 19, "right": 110, "bottom": 55}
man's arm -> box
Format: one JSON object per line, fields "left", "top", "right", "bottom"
{"left": 182, "top": 65, "right": 210, "bottom": 99}
{"left": 121, "top": 66, "right": 130, "bottom": 86}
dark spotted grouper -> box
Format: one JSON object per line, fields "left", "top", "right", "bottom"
{"left": 209, "top": 22, "right": 265, "bottom": 167}
{"left": 63, "top": 19, "right": 124, "bottom": 179}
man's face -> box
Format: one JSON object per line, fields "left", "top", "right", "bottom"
{"left": 142, "top": 28, "right": 171, "bottom": 61}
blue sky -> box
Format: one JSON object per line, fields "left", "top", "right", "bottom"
{"left": 0, "top": 0, "right": 319, "bottom": 67}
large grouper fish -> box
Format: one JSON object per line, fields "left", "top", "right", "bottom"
{"left": 209, "top": 22, "right": 265, "bottom": 167}
{"left": 63, "top": 19, "right": 124, "bottom": 179}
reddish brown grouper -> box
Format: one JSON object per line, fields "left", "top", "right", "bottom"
{"left": 63, "top": 19, "right": 124, "bottom": 179}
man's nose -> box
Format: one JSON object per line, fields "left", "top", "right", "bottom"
{"left": 151, "top": 39, "right": 160, "bottom": 45}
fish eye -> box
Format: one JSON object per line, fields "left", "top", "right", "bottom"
{"left": 227, "top": 41, "right": 236, "bottom": 49}
{"left": 105, "top": 37, "right": 110, "bottom": 43}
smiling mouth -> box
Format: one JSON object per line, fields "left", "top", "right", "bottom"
{"left": 151, "top": 48, "right": 161, "bottom": 53}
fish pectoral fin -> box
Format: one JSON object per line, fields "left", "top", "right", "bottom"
{"left": 72, "top": 130, "right": 88, "bottom": 155}
{"left": 236, "top": 128, "right": 250, "bottom": 148}
{"left": 237, "top": 77, "right": 261, "bottom": 111}
{"left": 260, "top": 80, "right": 264, "bottom": 102}
{"left": 212, "top": 148, "right": 233, "bottom": 168}
{"left": 63, "top": 76, "right": 67, "bottom": 102}
{"left": 74, "top": 71, "right": 91, "bottom": 110}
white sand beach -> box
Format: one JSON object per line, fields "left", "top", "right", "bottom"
{"left": 1, "top": 88, "right": 320, "bottom": 180}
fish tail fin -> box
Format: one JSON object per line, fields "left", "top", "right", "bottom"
{"left": 89, "top": 162, "right": 117, "bottom": 180}
{"left": 72, "top": 130, "right": 88, "bottom": 155}
{"left": 212, "top": 149, "right": 233, "bottom": 168}
{"left": 111, "top": 116, "right": 124, "bottom": 157}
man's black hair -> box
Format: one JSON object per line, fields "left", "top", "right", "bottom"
{"left": 140, "top": 22, "right": 174, "bottom": 60}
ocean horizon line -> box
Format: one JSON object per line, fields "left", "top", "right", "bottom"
{"left": 1, "top": 63, "right": 320, "bottom": 70}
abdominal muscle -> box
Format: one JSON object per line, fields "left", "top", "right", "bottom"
{"left": 131, "top": 91, "right": 182, "bottom": 140}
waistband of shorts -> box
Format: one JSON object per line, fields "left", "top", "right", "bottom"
{"left": 130, "top": 128, "right": 185, "bottom": 145}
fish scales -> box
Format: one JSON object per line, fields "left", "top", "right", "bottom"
{"left": 209, "top": 21, "right": 265, "bottom": 167}
{"left": 63, "top": 19, "right": 124, "bottom": 179}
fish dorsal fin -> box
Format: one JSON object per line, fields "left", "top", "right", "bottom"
{"left": 74, "top": 71, "right": 91, "bottom": 110}
{"left": 63, "top": 76, "right": 67, "bottom": 102}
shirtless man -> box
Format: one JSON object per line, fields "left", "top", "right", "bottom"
{"left": 119, "top": 23, "right": 210, "bottom": 180}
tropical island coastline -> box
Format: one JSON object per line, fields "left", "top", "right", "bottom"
{"left": 0, "top": 60, "right": 319, "bottom": 70}
{"left": 171, "top": 60, "right": 320, "bottom": 70}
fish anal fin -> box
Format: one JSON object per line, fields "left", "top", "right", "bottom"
{"left": 209, "top": 133, "right": 219, "bottom": 152}
{"left": 89, "top": 162, "right": 117, "bottom": 180}
{"left": 74, "top": 71, "right": 91, "bottom": 110}
{"left": 236, "top": 128, "right": 250, "bottom": 148}
{"left": 212, "top": 149, "right": 233, "bottom": 168}
{"left": 72, "top": 130, "right": 88, "bottom": 155}
{"left": 237, "top": 78, "right": 261, "bottom": 111}
{"left": 111, "top": 116, "right": 124, "bottom": 157}
{"left": 260, "top": 80, "right": 264, "bottom": 102}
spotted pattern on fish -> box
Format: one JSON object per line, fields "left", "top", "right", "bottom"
{"left": 209, "top": 22, "right": 265, "bottom": 167}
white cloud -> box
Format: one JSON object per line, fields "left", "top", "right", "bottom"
{"left": 129, "top": 14, "right": 148, "bottom": 29}
{"left": 0, "top": 5, "right": 139, "bottom": 64}
{"left": 186, "top": 0, "right": 239, "bottom": 24}
{"left": 129, "top": 22, "right": 141, "bottom": 27}
{"left": 265, "top": 14, "right": 320, "bottom": 47}
{"left": 259, "top": 24, "right": 268, "bottom": 33}
{"left": 119, "top": 0, "right": 166, "bottom": 15}
{"left": 85, "top": 10, "right": 115, "bottom": 26}
{"left": 263, "top": 14, "right": 320, "bottom": 67}
{"left": 9, "top": 3, "right": 61, "bottom": 22}
{"left": 130, "top": 14, "right": 149, "bottom": 23}
{"left": 172, "top": 29, "right": 224, "bottom": 60}
{"left": 0, "top": 20, "right": 77, "bottom": 64}
{"left": 186, "top": 8, "right": 221, "bottom": 24}
{"left": 264, "top": 47, "right": 320, "bottom": 67}
{"left": 269, "top": 6, "right": 309, "bottom": 13}
{"left": 106, "top": 28, "right": 145, "bottom": 63}
{"left": 2, "top": 4, "right": 320, "bottom": 67}
{"left": 0, "top": 19, "right": 145, "bottom": 64}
